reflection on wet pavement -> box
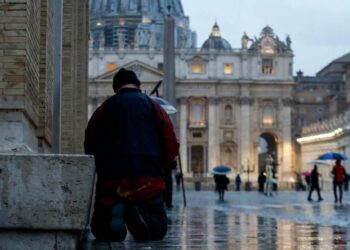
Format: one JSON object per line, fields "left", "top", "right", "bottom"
{"left": 85, "top": 192, "right": 350, "bottom": 249}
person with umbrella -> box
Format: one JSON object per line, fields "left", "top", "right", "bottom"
{"left": 331, "top": 159, "right": 347, "bottom": 204}
{"left": 211, "top": 165, "right": 231, "bottom": 201}
{"left": 318, "top": 152, "right": 348, "bottom": 204}
{"left": 307, "top": 165, "right": 323, "bottom": 202}
{"left": 214, "top": 174, "right": 230, "bottom": 201}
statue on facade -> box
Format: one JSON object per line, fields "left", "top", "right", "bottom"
{"left": 286, "top": 35, "right": 292, "bottom": 50}
{"left": 179, "top": 33, "right": 187, "bottom": 49}
{"left": 241, "top": 32, "right": 251, "bottom": 49}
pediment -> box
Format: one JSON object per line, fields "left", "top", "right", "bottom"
{"left": 93, "top": 60, "right": 164, "bottom": 82}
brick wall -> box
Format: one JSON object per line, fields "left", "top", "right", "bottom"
{"left": 0, "top": 0, "right": 41, "bottom": 151}
{"left": 0, "top": 0, "right": 88, "bottom": 153}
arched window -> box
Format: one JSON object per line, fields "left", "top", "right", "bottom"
{"left": 224, "top": 104, "right": 233, "bottom": 124}
{"left": 262, "top": 106, "right": 274, "bottom": 125}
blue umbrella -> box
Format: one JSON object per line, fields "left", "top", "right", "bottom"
{"left": 318, "top": 152, "right": 348, "bottom": 161}
{"left": 211, "top": 165, "right": 232, "bottom": 175}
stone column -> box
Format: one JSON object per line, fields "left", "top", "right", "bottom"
{"left": 163, "top": 13, "right": 175, "bottom": 107}
{"left": 208, "top": 97, "right": 218, "bottom": 170}
{"left": 60, "top": 0, "right": 89, "bottom": 154}
{"left": 281, "top": 98, "right": 293, "bottom": 181}
{"left": 239, "top": 97, "right": 253, "bottom": 168}
{"left": 179, "top": 97, "right": 188, "bottom": 173}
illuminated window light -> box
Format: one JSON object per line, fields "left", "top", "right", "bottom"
{"left": 142, "top": 15, "right": 151, "bottom": 24}
{"left": 262, "top": 107, "right": 274, "bottom": 125}
{"left": 107, "top": 63, "right": 117, "bottom": 72}
{"left": 224, "top": 64, "right": 233, "bottom": 74}
{"left": 192, "top": 63, "right": 204, "bottom": 74}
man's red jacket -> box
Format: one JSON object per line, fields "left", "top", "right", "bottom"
{"left": 84, "top": 88, "right": 179, "bottom": 204}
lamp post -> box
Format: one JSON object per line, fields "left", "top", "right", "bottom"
{"left": 242, "top": 160, "right": 255, "bottom": 191}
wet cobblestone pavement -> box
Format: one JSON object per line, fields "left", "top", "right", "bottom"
{"left": 84, "top": 191, "right": 350, "bottom": 249}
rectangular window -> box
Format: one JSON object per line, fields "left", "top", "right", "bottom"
{"left": 189, "top": 100, "right": 206, "bottom": 128}
{"left": 107, "top": 62, "right": 117, "bottom": 72}
{"left": 157, "top": 63, "right": 163, "bottom": 71}
{"left": 191, "top": 145, "right": 205, "bottom": 174}
{"left": 223, "top": 63, "right": 233, "bottom": 74}
{"left": 262, "top": 59, "right": 273, "bottom": 74}
{"left": 192, "top": 63, "right": 204, "bottom": 74}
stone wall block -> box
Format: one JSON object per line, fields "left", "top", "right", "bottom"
{"left": 0, "top": 154, "right": 95, "bottom": 230}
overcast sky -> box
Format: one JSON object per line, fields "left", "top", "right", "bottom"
{"left": 181, "top": 0, "right": 350, "bottom": 76}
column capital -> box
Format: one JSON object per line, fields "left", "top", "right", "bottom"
{"left": 218, "top": 96, "right": 239, "bottom": 104}
{"left": 282, "top": 97, "right": 294, "bottom": 107}
{"left": 239, "top": 96, "right": 254, "bottom": 106}
{"left": 208, "top": 97, "right": 218, "bottom": 105}
{"left": 177, "top": 96, "right": 188, "bottom": 105}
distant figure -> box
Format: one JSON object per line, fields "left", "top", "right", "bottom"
{"left": 235, "top": 173, "right": 242, "bottom": 191}
{"left": 163, "top": 161, "right": 177, "bottom": 208}
{"left": 331, "top": 159, "right": 347, "bottom": 204}
{"left": 258, "top": 172, "right": 266, "bottom": 193}
{"left": 265, "top": 165, "right": 274, "bottom": 196}
{"left": 175, "top": 171, "right": 183, "bottom": 192}
{"left": 295, "top": 172, "right": 306, "bottom": 191}
{"left": 307, "top": 165, "right": 323, "bottom": 202}
{"left": 214, "top": 174, "right": 230, "bottom": 201}
{"left": 272, "top": 170, "right": 278, "bottom": 193}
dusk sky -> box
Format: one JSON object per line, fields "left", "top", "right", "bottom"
{"left": 181, "top": 0, "right": 350, "bottom": 76}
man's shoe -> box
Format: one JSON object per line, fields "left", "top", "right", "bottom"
{"left": 125, "top": 205, "right": 150, "bottom": 242}
{"left": 109, "top": 204, "right": 127, "bottom": 242}
{"left": 307, "top": 198, "right": 312, "bottom": 202}
{"left": 318, "top": 198, "right": 323, "bottom": 202}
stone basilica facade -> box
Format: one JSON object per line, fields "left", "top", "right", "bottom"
{"left": 88, "top": 0, "right": 297, "bottom": 186}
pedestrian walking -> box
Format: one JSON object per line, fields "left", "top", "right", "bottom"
{"left": 272, "top": 170, "right": 278, "bottom": 193}
{"left": 214, "top": 174, "right": 230, "bottom": 201}
{"left": 265, "top": 165, "right": 274, "bottom": 196}
{"left": 175, "top": 171, "right": 183, "bottom": 192}
{"left": 307, "top": 165, "right": 323, "bottom": 202}
{"left": 84, "top": 68, "right": 179, "bottom": 242}
{"left": 331, "top": 159, "right": 347, "bottom": 204}
{"left": 258, "top": 171, "right": 266, "bottom": 193}
{"left": 235, "top": 173, "right": 242, "bottom": 191}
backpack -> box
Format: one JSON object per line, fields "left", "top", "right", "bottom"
{"left": 334, "top": 165, "right": 345, "bottom": 183}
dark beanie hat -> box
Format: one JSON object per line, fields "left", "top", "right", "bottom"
{"left": 113, "top": 68, "right": 141, "bottom": 92}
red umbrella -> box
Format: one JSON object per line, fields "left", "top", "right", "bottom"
{"left": 301, "top": 171, "right": 311, "bottom": 177}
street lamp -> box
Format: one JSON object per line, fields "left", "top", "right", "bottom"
{"left": 242, "top": 159, "right": 255, "bottom": 191}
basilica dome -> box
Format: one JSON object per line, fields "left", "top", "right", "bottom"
{"left": 89, "top": 0, "right": 185, "bottom": 18}
{"left": 201, "top": 22, "right": 232, "bottom": 51}
{"left": 89, "top": 0, "right": 196, "bottom": 49}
